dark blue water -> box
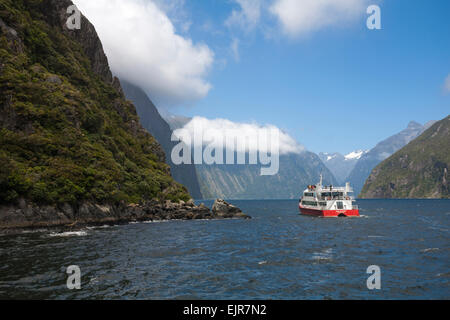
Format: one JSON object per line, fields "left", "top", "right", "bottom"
{"left": 0, "top": 199, "right": 449, "bottom": 299}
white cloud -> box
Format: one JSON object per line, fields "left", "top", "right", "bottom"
{"left": 73, "top": 0, "right": 214, "bottom": 107}
{"left": 225, "top": 0, "right": 263, "bottom": 30}
{"left": 270, "top": 0, "right": 368, "bottom": 37}
{"left": 175, "top": 116, "right": 304, "bottom": 155}
{"left": 444, "top": 74, "right": 450, "bottom": 94}
{"left": 153, "top": 0, "right": 192, "bottom": 33}
{"left": 230, "top": 38, "right": 240, "bottom": 62}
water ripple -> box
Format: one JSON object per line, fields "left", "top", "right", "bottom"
{"left": 0, "top": 199, "right": 449, "bottom": 299}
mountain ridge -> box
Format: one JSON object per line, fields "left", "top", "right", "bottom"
{"left": 196, "top": 152, "right": 338, "bottom": 200}
{"left": 360, "top": 115, "right": 450, "bottom": 199}
{"left": 318, "top": 150, "right": 367, "bottom": 184}
{"left": 346, "top": 120, "right": 435, "bottom": 196}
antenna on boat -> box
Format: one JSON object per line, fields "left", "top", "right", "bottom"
{"left": 319, "top": 173, "right": 323, "bottom": 187}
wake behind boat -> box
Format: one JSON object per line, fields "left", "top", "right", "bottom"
{"left": 299, "top": 175, "right": 360, "bottom": 217}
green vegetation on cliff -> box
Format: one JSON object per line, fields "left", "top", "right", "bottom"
{"left": 360, "top": 115, "right": 450, "bottom": 199}
{"left": 0, "top": 0, "right": 190, "bottom": 205}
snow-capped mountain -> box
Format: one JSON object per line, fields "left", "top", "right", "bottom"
{"left": 344, "top": 150, "right": 369, "bottom": 161}
{"left": 318, "top": 151, "right": 362, "bottom": 184}
{"left": 347, "top": 121, "right": 436, "bottom": 196}
{"left": 320, "top": 121, "right": 435, "bottom": 194}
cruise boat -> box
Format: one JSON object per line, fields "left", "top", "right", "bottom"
{"left": 299, "top": 175, "right": 360, "bottom": 217}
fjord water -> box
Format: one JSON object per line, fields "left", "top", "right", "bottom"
{"left": 0, "top": 200, "right": 449, "bottom": 299}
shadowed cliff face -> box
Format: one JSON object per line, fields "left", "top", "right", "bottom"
{"left": 121, "top": 81, "right": 202, "bottom": 199}
{"left": 0, "top": 0, "right": 190, "bottom": 206}
{"left": 360, "top": 116, "right": 450, "bottom": 199}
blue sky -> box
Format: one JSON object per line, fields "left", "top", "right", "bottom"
{"left": 76, "top": 0, "right": 450, "bottom": 155}
{"left": 172, "top": 0, "right": 450, "bottom": 154}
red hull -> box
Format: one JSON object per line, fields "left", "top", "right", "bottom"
{"left": 299, "top": 204, "right": 359, "bottom": 217}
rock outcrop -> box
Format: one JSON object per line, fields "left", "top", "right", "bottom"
{"left": 0, "top": 17, "right": 24, "bottom": 54}
{"left": 212, "top": 199, "right": 250, "bottom": 219}
{"left": 0, "top": 199, "right": 250, "bottom": 232}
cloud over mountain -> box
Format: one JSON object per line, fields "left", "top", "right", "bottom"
{"left": 175, "top": 117, "right": 304, "bottom": 155}
{"left": 74, "top": 0, "right": 214, "bottom": 108}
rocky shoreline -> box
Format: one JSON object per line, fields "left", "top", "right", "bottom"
{"left": 0, "top": 199, "right": 250, "bottom": 234}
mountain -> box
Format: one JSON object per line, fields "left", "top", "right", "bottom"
{"left": 196, "top": 152, "right": 337, "bottom": 199}
{"left": 360, "top": 116, "right": 450, "bottom": 198}
{"left": 346, "top": 121, "right": 435, "bottom": 196}
{"left": 121, "top": 81, "right": 202, "bottom": 199}
{"left": 160, "top": 111, "right": 191, "bottom": 132}
{"left": 0, "top": 0, "right": 190, "bottom": 205}
{"left": 345, "top": 150, "right": 369, "bottom": 161}
{"left": 161, "top": 114, "right": 338, "bottom": 199}
{"left": 318, "top": 150, "right": 368, "bottom": 184}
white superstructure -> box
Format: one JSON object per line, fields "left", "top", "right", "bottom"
{"left": 299, "top": 175, "right": 358, "bottom": 212}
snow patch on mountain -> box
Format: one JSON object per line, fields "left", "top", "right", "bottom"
{"left": 326, "top": 154, "right": 337, "bottom": 161}
{"left": 344, "top": 150, "right": 369, "bottom": 161}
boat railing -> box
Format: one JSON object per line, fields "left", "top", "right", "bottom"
{"left": 318, "top": 196, "right": 355, "bottom": 201}
{"left": 352, "top": 205, "right": 359, "bottom": 210}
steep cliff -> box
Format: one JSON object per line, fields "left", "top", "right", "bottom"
{"left": 121, "top": 81, "right": 202, "bottom": 199}
{"left": 360, "top": 116, "right": 450, "bottom": 199}
{"left": 0, "top": 0, "right": 190, "bottom": 207}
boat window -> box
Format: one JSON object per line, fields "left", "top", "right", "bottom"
{"left": 321, "top": 192, "right": 331, "bottom": 198}
{"left": 337, "top": 201, "right": 344, "bottom": 209}
{"left": 304, "top": 192, "right": 315, "bottom": 197}
{"left": 302, "top": 201, "right": 318, "bottom": 206}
